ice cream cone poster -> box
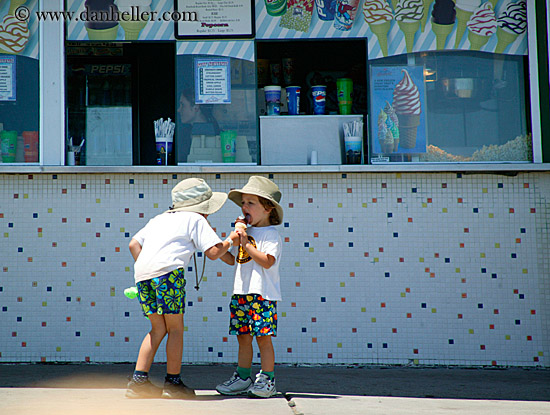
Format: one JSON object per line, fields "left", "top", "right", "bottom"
{"left": 66, "top": 0, "right": 169, "bottom": 41}
{"left": 255, "top": 0, "right": 528, "bottom": 58}
{"left": 369, "top": 65, "right": 427, "bottom": 155}
{"left": 0, "top": 0, "right": 38, "bottom": 59}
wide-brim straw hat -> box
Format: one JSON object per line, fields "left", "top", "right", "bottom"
{"left": 228, "top": 176, "right": 283, "bottom": 225}
{"left": 166, "top": 178, "right": 227, "bottom": 215}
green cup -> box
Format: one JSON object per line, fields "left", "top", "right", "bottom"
{"left": 265, "top": 0, "right": 287, "bottom": 16}
{"left": 220, "top": 130, "right": 236, "bottom": 163}
{"left": 336, "top": 78, "right": 353, "bottom": 115}
{"left": 1, "top": 130, "right": 18, "bottom": 163}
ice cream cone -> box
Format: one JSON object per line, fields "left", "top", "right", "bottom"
{"left": 120, "top": 19, "right": 148, "bottom": 40}
{"left": 370, "top": 20, "right": 392, "bottom": 57}
{"left": 381, "top": 141, "right": 394, "bottom": 153}
{"left": 454, "top": 7, "right": 474, "bottom": 48}
{"left": 420, "top": 0, "right": 434, "bottom": 32}
{"left": 8, "top": 0, "right": 26, "bottom": 15}
{"left": 431, "top": 21, "right": 453, "bottom": 50}
{"left": 396, "top": 114, "right": 420, "bottom": 149}
{"left": 468, "top": 30, "right": 489, "bottom": 51}
{"left": 494, "top": 26, "right": 519, "bottom": 54}
{"left": 85, "top": 24, "right": 119, "bottom": 40}
{"left": 398, "top": 20, "right": 420, "bottom": 53}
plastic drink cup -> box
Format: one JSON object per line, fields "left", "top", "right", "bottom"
{"left": 282, "top": 57, "right": 295, "bottom": 85}
{"left": 333, "top": 0, "right": 361, "bottom": 31}
{"left": 23, "top": 131, "right": 39, "bottom": 162}
{"left": 1, "top": 130, "right": 18, "bottom": 163}
{"left": 315, "top": 0, "right": 336, "bottom": 21}
{"left": 156, "top": 136, "right": 173, "bottom": 165}
{"left": 265, "top": 0, "right": 287, "bottom": 16}
{"left": 265, "top": 86, "right": 282, "bottom": 115}
{"left": 220, "top": 130, "right": 237, "bottom": 162}
{"left": 286, "top": 86, "right": 300, "bottom": 115}
{"left": 336, "top": 78, "right": 353, "bottom": 114}
{"left": 344, "top": 136, "right": 362, "bottom": 164}
{"left": 311, "top": 85, "right": 327, "bottom": 115}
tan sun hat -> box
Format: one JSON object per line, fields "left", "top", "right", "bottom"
{"left": 166, "top": 178, "right": 227, "bottom": 215}
{"left": 228, "top": 176, "right": 283, "bottom": 225}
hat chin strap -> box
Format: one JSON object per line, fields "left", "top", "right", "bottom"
{"left": 193, "top": 253, "right": 206, "bottom": 290}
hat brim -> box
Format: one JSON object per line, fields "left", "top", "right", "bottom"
{"left": 228, "top": 189, "right": 283, "bottom": 225}
{"left": 165, "top": 191, "right": 228, "bottom": 215}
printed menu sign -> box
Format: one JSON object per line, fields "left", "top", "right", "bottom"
{"left": 0, "top": 56, "right": 16, "bottom": 101}
{"left": 194, "top": 58, "right": 231, "bottom": 104}
{"left": 175, "top": 0, "right": 255, "bottom": 39}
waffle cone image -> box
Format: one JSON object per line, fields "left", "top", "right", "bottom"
{"left": 120, "top": 19, "right": 148, "bottom": 40}
{"left": 420, "top": 0, "right": 434, "bottom": 32}
{"left": 468, "top": 30, "right": 489, "bottom": 51}
{"left": 397, "top": 114, "right": 420, "bottom": 149}
{"left": 85, "top": 24, "right": 119, "bottom": 40}
{"left": 398, "top": 20, "right": 420, "bottom": 53}
{"left": 370, "top": 20, "right": 391, "bottom": 57}
{"left": 495, "top": 26, "right": 518, "bottom": 54}
{"left": 432, "top": 21, "right": 453, "bottom": 49}
{"left": 393, "top": 138, "right": 400, "bottom": 152}
{"left": 454, "top": 7, "right": 473, "bottom": 48}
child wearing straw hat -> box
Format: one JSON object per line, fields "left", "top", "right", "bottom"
{"left": 126, "top": 178, "right": 239, "bottom": 399}
{"left": 216, "top": 176, "right": 284, "bottom": 398}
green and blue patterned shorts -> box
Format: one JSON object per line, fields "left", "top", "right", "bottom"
{"left": 137, "top": 268, "right": 186, "bottom": 317}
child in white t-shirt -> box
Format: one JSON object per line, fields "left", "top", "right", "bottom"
{"left": 216, "top": 176, "right": 283, "bottom": 398}
{"left": 126, "top": 178, "right": 238, "bottom": 399}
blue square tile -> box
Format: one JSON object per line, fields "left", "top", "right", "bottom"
{"left": 421, "top": 303, "right": 427, "bottom": 308}
{"left": 492, "top": 273, "right": 497, "bottom": 278}
{"left": 268, "top": 174, "right": 274, "bottom": 179}
{"left": 105, "top": 223, "right": 110, "bottom": 228}
{"left": 511, "top": 253, "right": 517, "bottom": 258}
{"left": 498, "top": 183, "right": 503, "bottom": 188}
{"left": 125, "top": 312, "right": 130, "bottom": 317}
{"left": 382, "top": 343, "right": 388, "bottom": 348}
{"left": 302, "top": 328, "right": 307, "bottom": 332}
{"left": 129, "top": 179, "right": 134, "bottom": 184}
{"left": 172, "top": 174, "right": 177, "bottom": 179}
{"left": 47, "top": 287, "right": 52, "bottom": 292}
{"left": 519, "top": 294, "right": 524, "bottom": 299}
{"left": 125, "top": 232, "right": 130, "bottom": 237}
{"left": 284, "top": 223, "right": 289, "bottom": 228}
{"left": 348, "top": 227, "right": 353, "bottom": 232}
{"left": 449, "top": 339, "right": 454, "bottom": 344}
{"left": 17, "top": 316, "right": 22, "bottom": 322}
{"left": 66, "top": 297, "right": 71, "bottom": 302}
{"left": 478, "top": 304, "right": 483, "bottom": 309}
{"left": 393, "top": 232, "right": 398, "bottom": 237}
{"left": 100, "top": 257, "right": 106, "bottom": 262}
{"left": 387, "top": 213, "right": 393, "bottom": 218}
{"left": 321, "top": 297, "right": 326, "bottom": 302}
{"left": 412, "top": 188, "right": 417, "bottom": 193}
{"left": 216, "top": 174, "right": 221, "bottom": 179}
{"left": 218, "top": 352, "right": 223, "bottom": 357}
{"left": 188, "top": 301, "right": 193, "bottom": 306}
{"left": 76, "top": 332, "right": 80, "bottom": 336}
{"left": 481, "top": 268, "right": 486, "bottom": 273}
{"left": 473, "top": 208, "right": 479, "bottom": 213}
{"left": 348, "top": 242, "right": 353, "bottom": 247}
{"left": 33, "top": 213, "right": 38, "bottom": 218}
{"left": 445, "top": 258, "right": 450, "bottom": 263}
{"left": 18, "top": 247, "right": 23, "bottom": 252}
{"left": 139, "top": 194, "right": 144, "bottom": 199}
{"left": 208, "top": 347, "right": 213, "bottom": 352}
{"left": 342, "top": 174, "right": 347, "bottom": 179}
{"left": 2, "top": 307, "right": 7, "bottom": 312}
{"left": 385, "top": 272, "right": 390, "bottom": 278}
{"left": 515, "top": 320, "right": 521, "bottom": 325}
{"left": 217, "top": 307, "right": 223, "bottom": 312}
{"left": 367, "top": 343, "right": 372, "bottom": 348}
{"left": 520, "top": 228, "right": 526, "bottom": 233}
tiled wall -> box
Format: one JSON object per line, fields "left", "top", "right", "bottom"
{"left": 1, "top": 172, "right": 548, "bottom": 367}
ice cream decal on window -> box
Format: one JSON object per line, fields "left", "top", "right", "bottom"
{"left": 255, "top": 0, "right": 528, "bottom": 58}
{"left": 0, "top": 0, "right": 30, "bottom": 55}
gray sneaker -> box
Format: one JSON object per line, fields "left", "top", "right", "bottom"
{"left": 216, "top": 371, "right": 253, "bottom": 395}
{"left": 247, "top": 373, "right": 276, "bottom": 398}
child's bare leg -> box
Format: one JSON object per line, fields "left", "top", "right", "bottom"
{"left": 135, "top": 313, "right": 167, "bottom": 372}
{"left": 164, "top": 313, "right": 184, "bottom": 374}
{"left": 256, "top": 335, "right": 274, "bottom": 372}
{"left": 237, "top": 334, "right": 254, "bottom": 369}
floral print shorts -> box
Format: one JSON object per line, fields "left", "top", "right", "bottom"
{"left": 229, "top": 294, "right": 277, "bottom": 336}
{"left": 137, "top": 268, "right": 186, "bottom": 317}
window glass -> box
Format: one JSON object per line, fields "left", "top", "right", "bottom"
{"left": 368, "top": 52, "right": 531, "bottom": 163}
{"left": 0, "top": 1, "right": 39, "bottom": 164}
{"left": 176, "top": 42, "right": 257, "bottom": 165}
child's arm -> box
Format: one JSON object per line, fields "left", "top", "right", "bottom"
{"left": 220, "top": 251, "right": 235, "bottom": 266}
{"left": 129, "top": 238, "right": 142, "bottom": 261}
{"left": 204, "top": 231, "right": 240, "bottom": 261}
{"left": 238, "top": 230, "right": 276, "bottom": 269}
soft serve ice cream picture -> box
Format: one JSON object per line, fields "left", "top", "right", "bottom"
{"left": 116, "top": 0, "right": 152, "bottom": 40}
{"left": 370, "top": 66, "right": 426, "bottom": 155}
{"left": 363, "top": 0, "right": 393, "bottom": 57}
{"left": 495, "top": 0, "right": 527, "bottom": 54}
{"left": 0, "top": 0, "right": 30, "bottom": 55}
{"left": 466, "top": 2, "right": 497, "bottom": 51}
{"left": 84, "top": 0, "right": 119, "bottom": 40}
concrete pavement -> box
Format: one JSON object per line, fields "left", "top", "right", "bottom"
{"left": 0, "top": 363, "right": 549, "bottom": 414}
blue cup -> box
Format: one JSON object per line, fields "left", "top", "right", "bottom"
{"left": 315, "top": 0, "right": 336, "bottom": 21}
{"left": 311, "top": 85, "right": 326, "bottom": 115}
{"left": 286, "top": 86, "right": 300, "bottom": 115}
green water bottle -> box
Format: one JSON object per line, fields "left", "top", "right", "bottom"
{"left": 124, "top": 287, "right": 138, "bottom": 299}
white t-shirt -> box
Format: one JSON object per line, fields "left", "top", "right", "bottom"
{"left": 132, "top": 211, "right": 222, "bottom": 283}
{"left": 232, "top": 226, "right": 282, "bottom": 301}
